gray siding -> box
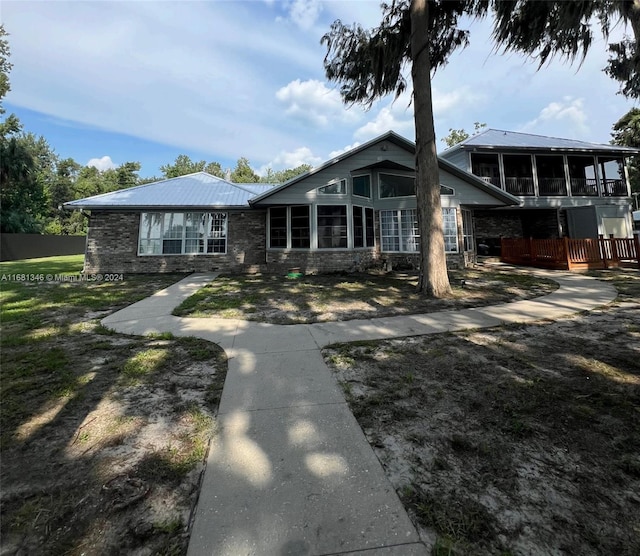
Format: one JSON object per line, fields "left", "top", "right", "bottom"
{"left": 439, "top": 148, "right": 470, "bottom": 171}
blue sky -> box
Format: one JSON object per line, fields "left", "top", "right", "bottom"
{"left": 2, "top": 0, "right": 637, "bottom": 178}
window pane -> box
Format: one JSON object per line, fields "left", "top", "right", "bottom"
{"left": 400, "top": 209, "right": 419, "bottom": 252}
{"left": 139, "top": 239, "right": 161, "bottom": 254}
{"left": 503, "top": 154, "right": 534, "bottom": 195}
{"left": 365, "top": 208, "right": 375, "bottom": 247}
{"left": 471, "top": 153, "right": 500, "bottom": 187}
{"left": 599, "top": 156, "right": 627, "bottom": 196}
{"left": 317, "top": 205, "right": 347, "bottom": 248}
{"left": 443, "top": 208, "right": 458, "bottom": 253}
{"left": 380, "top": 210, "right": 400, "bottom": 252}
{"left": 535, "top": 155, "right": 566, "bottom": 196}
{"left": 269, "top": 207, "right": 287, "bottom": 248}
{"left": 163, "top": 239, "right": 182, "bottom": 254}
{"left": 353, "top": 206, "right": 364, "bottom": 248}
{"left": 568, "top": 156, "right": 598, "bottom": 196}
{"left": 318, "top": 180, "right": 346, "bottom": 195}
{"left": 379, "top": 174, "right": 415, "bottom": 198}
{"left": 207, "top": 212, "right": 227, "bottom": 253}
{"left": 140, "top": 213, "right": 162, "bottom": 239}
{"left": 462, "top": 210, "right": 474, "bottom": 252}
{"left": 291, "top": 206, "right": 310, "bottom": 248}
{"left": 163, "top": 213, "right": 184, "bottom": 239}
{"left": 353, "top": 175, "right": 371, "bottom": 198}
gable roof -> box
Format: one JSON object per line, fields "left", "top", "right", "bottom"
{"left": 441, "top": 128, "right": 640, "bottom": 155}
{"left": 63, "top": 172, "right": 276, "bottom": 210}
{"left": 250, "top": 130, "right": 519, "bottom": 206}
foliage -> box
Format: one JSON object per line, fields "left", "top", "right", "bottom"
{"left": 260, "top": 164, "right": 312, "bottom": 184}
{"left": 230, "top": 157, "right": 259, "bottom": 183}
{"left": 160, "top": 154, "right": 225, "bottom": 179}
{"left": 441, "top": 122, "right": 486, "bottom": 148}
{"left": 611, "top": 107, "right": 640, "bottom": 194}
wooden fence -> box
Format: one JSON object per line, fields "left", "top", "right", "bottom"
{"left": 501, "top": 236, "right": 640, "bottom": 270}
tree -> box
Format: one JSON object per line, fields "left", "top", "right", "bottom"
{"left": 160, "top": 155, "right": 225, "bottom": 179}
{"left": 260, "top": 164, "right": 312, "bottom": 184}
{"left": 230, "top": 157, "right": 259, "bottom": 183}
{"left": 611, "top": 108, "right": 640, "bottom": 196}
{"left": 442, "top": 122, "right": 486, "bottom": 148}
{"left": 0, "top": 25, "right": 19, "bottom": 138}
{"left": 324, "top": 0, "right": 487, "bottom": 296}
{"left": 116, "top": 161, "right": 141, "bottom": 189}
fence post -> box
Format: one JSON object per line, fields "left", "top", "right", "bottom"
{"left": 634, "top": 234, "right": 640, "bottom": 269}
{"left": 610, "top": 234, "right": 619, "bottom": 267}
{"left": 599, "top": 234, "right": 608, "bottom": 270}
{"left": 529, "top": 237, "right": 535, "bottom": 264}
{"left": 563, "top": 236, "right": 571, "bottom": 270}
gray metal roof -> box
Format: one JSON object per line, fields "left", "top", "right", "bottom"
{"left": 64, "top": 172, "right": 276, "bottom": 210}
{"left": 442, "top": 128, "right": 639, "bottom": 154}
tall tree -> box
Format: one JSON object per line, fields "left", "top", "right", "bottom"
{"left": 260, "top": 164, "right": 313, "bottom": 184}
{"left": 441, "top": 122, "right": 486, "bottom": 148}
{"left": 230, "top": 157, "right": 259, "bottom": 183}
{"left": 611, "top": 107, "right": 640, "bottom": 197}
{"left": 160, "top": 155, "right": 225, "bottom": 179}
{"left": 324, "top": 0, "right": 487, "bottom": 296}
{"left": 116, "top": 161, "right": 141, "bottom": 189}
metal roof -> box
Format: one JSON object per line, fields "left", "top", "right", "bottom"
{"left": 441, "top": 128, "right": 639, "bottom": 154}
{"left": 64, "top": 172, "right": 276, "bottom": 210}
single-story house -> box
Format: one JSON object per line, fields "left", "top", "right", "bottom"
{"left": 439, "top": 129, "right": 639, "bottom": 253}
{"left": 64, "top": 131, "right": 519, "bottom": 274}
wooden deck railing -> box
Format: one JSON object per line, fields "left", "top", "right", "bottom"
{"left": 501, "top": 236, "right": 640, "bottom": 270}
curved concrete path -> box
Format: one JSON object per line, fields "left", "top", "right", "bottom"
{"left": 101, "top": 270, "right": 617, "bottom": 556}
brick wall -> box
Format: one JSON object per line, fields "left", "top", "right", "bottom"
{"left": 85, "top": 209, "right": 471, "bottom": 274}
{"left": 84, "top": 211, "right": 266, "bottom": 273}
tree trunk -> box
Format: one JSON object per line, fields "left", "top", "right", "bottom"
{"left": 410, "top": 0, "right": 452, "bottom": 297}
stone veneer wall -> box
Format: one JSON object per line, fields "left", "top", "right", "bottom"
{"left": 83, "top": 210, "right": 266, "bottom": 274}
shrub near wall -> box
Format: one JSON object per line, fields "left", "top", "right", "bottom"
{"left": 0, "top": 234, "right": 86, "bottom": 262}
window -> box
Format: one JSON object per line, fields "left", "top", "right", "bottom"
{"left": 139, "top": 212, "right": 227, "bottom": 255}
{"left": 269, "top": 207, "right": 287, "bottom": 248}
{"left": 462, "top": 210, "right": 473, "bottom": 252}
{"left": 379, "top": 173, "right": 415, "bottom": 198}
{"left": 471, "top": 153, "right": 501, "bottom": 187}
{"left": 318, "top": 179, "right": 346, "bottom": 195}
{"left": 568, "top": 156, "right": 598, "bottom": 196}
{"left": 442, "top": 208, "right": 458, "bottom": 253}
{"left": 503, "top": 154, "right": 534, "bottom": 195}
{"left": 291, "top": 206, "right": 311, "bottom": 248}
{"left": 440, "top": 185, "right": 455, "bottom": 196}
{"left": 380, "top": 209, "right": 419, "bottom": 252}
{"left": 598, "top": 156, "right": 627, "bottom": 196}
{"left": 353, "top": 175, "right": 371, "bottom": 198}
{"left": 535, "top": 155, "right": 567, "bottom": 196}
{"left": 268, "top": 206, "right": 310, "bottom": 249}
{"left": 317, "top": 205, "right": 347, "bottom": 248}
{"left": 352, "top": 206, "right": 375, "bottom": 248}
{"left": 380, "top": 208, "right": 458, "bottom": 253}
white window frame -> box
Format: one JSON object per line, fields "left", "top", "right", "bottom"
{"left": 267, "top": 206, "right": 311, "bottom": 249}
{"left": 352, "top": 205, "right": 375, "bottom": 249}
{"left": 462, "top": 209, "right": 474, "bottom": 252}
{"left": 352, "top": 174, "right": 372, "bottom": 199}
{"left": 379, "top": 208, "right": 459, "bottom": 253}
{"left": 318, "top": 179, "right": 347, "bottom": 195}
{"left": 378, "top": 172, "right": 416, "bottom": 199}
{"left": 138, "top": 212, "right": 227, "bottom": 256}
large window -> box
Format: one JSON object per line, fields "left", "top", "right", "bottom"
{"left": 353, "top": 175, "right": 371, "bottom": 198}
{"left": 471, "top": 153, "right": 501, "bottom": 187}
{"left": 598, "top": 156, "right": 627, "bottom": 196}
{"left": 535, "top": 155, "right": 567, "bottom": 196}
{"left": 139, "top": 212, "right": 227, "bottom": 255}
{"left": 379, "top": 173, "right": 415, "bottom": 198}
{"left": 503, "top": 154, "right": 534, "bottom": 195}
{"left": 568, "top": 156, "right": 598, "bottom": 196}
{"left": 353, "top": 206, "right": 375, "bottom": 248}
{"left": 268, "top": 206, "right": 310, "bottom": 249}
{"left": 317, "top": 205, "right": 347, "bottom": 248}
{"left": 380, "top": 208, "right": 458, "bottom": 253}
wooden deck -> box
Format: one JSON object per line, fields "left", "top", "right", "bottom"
{"left": 501, "top": 236, "right": 640, "bottom": 270}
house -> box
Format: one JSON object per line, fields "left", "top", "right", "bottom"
{"left": 64, "top": 131, "right": 518, "bottom": 274}
{"left": 439, "top": 129, "right": 639, "bottom": 253}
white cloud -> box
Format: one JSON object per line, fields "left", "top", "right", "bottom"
{"left": 276, "top": 79, "right": 358, "bottom": 127}
{"left": 87, "top": 156, "right": 116, "bottom": 171}
{"left": 328, "top": 142, "right": 361, "bottom": 159}
{"left": 354, "top": 90, "right": 415, "bottom": 141}
{"left": 259, "top": 146, "right": 322, "bottom": 175}
{"left": 520, "top": 97, "right": 589, "bottom": 138}
{"left": 287, "top": 0, "right": 323, "bottom": 30}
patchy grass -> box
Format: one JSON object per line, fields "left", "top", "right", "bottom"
{"left": 173, "top": 266, "right": 557, "bottom": 324}
{"left": 1, "top": 256, "right": 227, "bottom": 555}
{"left": 323, "top": 269, "right": 640, "bottom": 555}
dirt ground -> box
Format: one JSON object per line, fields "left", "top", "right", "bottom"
{"left": 1, "top": 274, "right": 227, "bottom": 556}
{"left": 323, "top": 270, "right": 640, "bottom": 555}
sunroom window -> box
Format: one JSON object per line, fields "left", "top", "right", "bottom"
{"left": 353, "top": 175, "right": 371, "bottom": 198}
{"left": 318, "top": 179, "right": 346, "bottom": 195}
{"left": 139, "top": 212, "right": 227, "bottom": 255}
{"left": 353, "top": 206, "right": 375, "bottom": 248}
{"left": 379, "top": 173, "right": 415, "bottom": 198}
{"left": 317, "top": 205, "right": 347, "bottom": 248}
{"left": 268, "top": 206, "right": 310, "bottom": 249}
{"left": 380, "top": 208, "right": 458, "bottom": 253}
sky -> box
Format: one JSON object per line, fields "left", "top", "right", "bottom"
{"left": 2, "top": 0, "right": 638, "bottom": 179}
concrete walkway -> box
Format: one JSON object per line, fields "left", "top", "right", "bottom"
{"left": 101, "top": 270, "right": 617, "bottom": 556}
